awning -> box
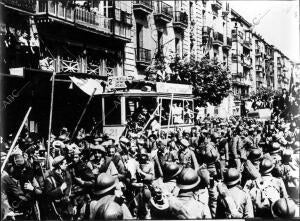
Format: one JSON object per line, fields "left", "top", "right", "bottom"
{"left": 69, "top": 76, "right": 104, "bottom": 96}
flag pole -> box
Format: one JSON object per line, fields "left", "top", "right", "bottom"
{"left": 166, "top": 93, "right": 174, "bottom": 137}
{"left": 70, "top": 88, "right": 97, "bottom": 141}
{"left": 46, "top": 72, "right": 56, "bottom": 170}
{"left": 1, "top": 107, "right": 32, "bottom": 173}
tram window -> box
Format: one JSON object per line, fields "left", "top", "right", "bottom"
{"left": 125, "top": 97, "right": 157, "bottom": 122}
{"left": 183, "top": 100, "right": 194, "bottom": 124}
{"left": 104, "top": 96, "right": 121, "bottom": 125}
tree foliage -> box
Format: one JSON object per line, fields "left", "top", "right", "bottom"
{"left": 250, "top": 86, "right": 281, "bottom": 102}
{"left": 145, "top": 53, "right": 231, "bottom": 107}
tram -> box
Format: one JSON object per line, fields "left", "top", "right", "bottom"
{"left": 100, "top": 82, "right": 195, "bottom": 140}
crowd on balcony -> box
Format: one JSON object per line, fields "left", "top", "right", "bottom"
{"left": 1, "top": 26, "right": 41, "bottom": 72}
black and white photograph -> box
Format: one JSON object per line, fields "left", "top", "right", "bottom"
{"left": 0, "top": 0, "right": 299, "bottom": 220}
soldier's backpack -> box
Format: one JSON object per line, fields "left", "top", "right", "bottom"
{"left": 254, "top": 178, "right": 281, "bottom": 207}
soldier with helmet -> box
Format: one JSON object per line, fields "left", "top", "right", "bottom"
{"left": 216, "top": 168, "right": 254, "bottom": 218}
{"left": 168, "top": 168, "right": 211, "bottom": 219}
{"left": 81, "top": 173, "right": 132, "bottom": 220}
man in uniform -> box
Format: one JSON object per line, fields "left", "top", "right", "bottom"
{"left": 44, "top": 156, "right": 72, "bottom": 220}
{"left": 178, "top": 139, "right": 199, "bottom": 170}
{"left": 168, "top": 168, "right": 211, "bottom": 219}
{"left": 81, "top": 173, "right": 132, "bottom": 220}
{"left": 216, "top": 168, "right": 254, "bottom": 218}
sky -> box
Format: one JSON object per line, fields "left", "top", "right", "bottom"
{"left": 229, "top": 0, "right": 300, "bottom": 62}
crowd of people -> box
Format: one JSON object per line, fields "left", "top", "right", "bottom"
{"left": 1, "top": 25, "right": 41, "bottom": 72}
{"left": 1, "top": 111, "right": 299, "bottom": 220}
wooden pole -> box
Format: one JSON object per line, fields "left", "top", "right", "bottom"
{"left": 46, "top": 72, "right": 56, "bottom": 169}
{"left": 1, "top": 107, "right": 32, "bottom": 173}
{"left": 71, "top": 88, "right": 97, "bottom": 141}
{"left": 166, "top": 93, "right": 174, "bottom": 137}
{"left": 142, "top": 102, "right": 161, "bottom": 131}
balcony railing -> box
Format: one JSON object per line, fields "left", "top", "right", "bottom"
{"left": 212, "top": 32, "right": 224, "bottom": 46}
{"left": 3, "top": 0, "right": 37, "bottom": 12}
{"left": 133, "top": 0, "right": 153, "bottom": 14}
{"left": 202, "top": 26, "right": 212, "bottom": 38}
{"left": 242, "top": 57, "right": 252, "bottom": 68}
{"left": 136, "top": 48, "right": 151, "bottom": 65}
{"left": 59, "top": 58, "right": 80, "bottom": 73}
{"left": 173, "top": 11, "right": 188, "bottom": 30}
{"left": 243, "top": 38, "right": 252, "bottom": 49}
{"left": 37, "top": 1, "right": 113, "bottom": 35}
{"left": 154, "top": 1, "right": 173, "bottom": 23}
{"left": 211, "top": 0, "right": 222, "bottom": 10}
{"left": 75, "top": 8, "right": 112, "bottom": 34}
{"left": 223, "top": 37, "right": 232, "bottom": 49}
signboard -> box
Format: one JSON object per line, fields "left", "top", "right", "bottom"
{"left": 107, "top": 76, "right": 133, "bottom": 90}
{"left": 9, "top": 68, "right": 24, "bottom": 77}
{"left": 156, "top": 82, "right": 193, "bottom": 95}
{"left": 103, "top": 126, "right": 125, "bottom": 142}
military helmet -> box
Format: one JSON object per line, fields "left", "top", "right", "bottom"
{"left": 94, "top": 173, "right": 116, "bottom": 195}
{"left": 260, "top": 158, "right": 275, "bottom": 175}
{"left": 248, "top": 149, "right": 263, "bottom": 162}
{"left": 95, "top": 201, "right": 123, "bottom": 220}
{"left": 271, "top": 198, "right": 296, "bottom": 218}
{"left": 163, "top": 162, "right": 183, "bottom": 182}
{"left": 270, "top": 142, "right": 281, "bottom": 154}
{"left": 224, "top": 168, "right": 241, "bottom": 186}
{"left": 177, "top": 168, "right": 200, "bottom": 190}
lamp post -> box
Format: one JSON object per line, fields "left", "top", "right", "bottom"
{"left": 234, "top": 22, "right": 242, "bottom": 115}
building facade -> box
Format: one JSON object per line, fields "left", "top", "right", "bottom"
{"left": 0, "top": 0, "right": 296, "bottom": 133}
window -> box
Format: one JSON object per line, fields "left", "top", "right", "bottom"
{"left": 103, "top": 0, "right": 114, "bottom": 18}
{"left": 136, "top": 23, "right": 143, "bottom": 49}
{"left": 160, "top": 98, "right": 194, "bottom": 125}
{"left": 157, "top": 30, "right": 163, "bottom": 51}
{"left": 175, "top": 37, "right": 181, "bottom": 57}
{"left": 104, "top": 96, "right": 121, "bottom": 125}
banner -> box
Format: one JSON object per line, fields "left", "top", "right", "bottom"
{"left": 69, "top": 77, "right": 104, "bottom": 96}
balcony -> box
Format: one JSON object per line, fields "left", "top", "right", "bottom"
{"left": 173, "top": 11, "right": 188, "bottom": 31}
{"left": 133, "top": 0, "right": 153, "bottom": 15}
{"left": 242, "top": 39, "right": 252, "bottom": 50}
{"left": 242, "top": 57, "right": 252, "bottom": 69}
{"left": 256, "top": 76, "right": 264, "bottom": 83}
{"left": 154, "top": 1, "right": 173, "bottom": 24}
{"left": 277, "top": 61, "right": 282, "bottom": 68}
{"left": 222, "top": 37, "right": 232, "bottom": 49}
{"left": 136, "top": 48, "right": 152, "bottom": 67}
{"left": 202, "top": 26, "right": 212, "bottom": 38}
{"left": 255, "top": 65, "right": 263, "bottom": 72}
{"left": 212, "top": 32, "right": 224, "bottom": 46}
{"left": 211, "top": 0, "right": 222, "bottom": 11}
{"left": 232, "top": 79, "right": 250, "bottom": 87}
{"left": 36, "top": 1, "right": 113, "bottom": 36}
{"left": 75, "top": 8, "right": 112, "bottom": 34}
{"left": 2, "top": 0, "right": 37, "bottom": 13}
{"left": 231, "top": 54, "right": 239, "bottom": 63}
{"left": 255, "top": 50, "right": 264, "bottom": 57}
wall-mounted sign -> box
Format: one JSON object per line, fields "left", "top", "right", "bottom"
{"left": 107, "top": 76, "right": 133, "bottom": 90}
{"left": 156, "top": 82, "right": 193, "bottom": 95}
{"left": 9, "top": 68, "right": 24, "bottom": 77}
